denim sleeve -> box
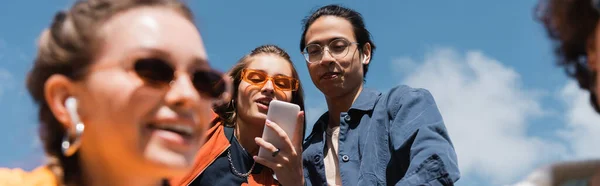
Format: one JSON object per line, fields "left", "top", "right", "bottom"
{"left": 303, "top": 168, "right": 312, "bottom": 186}
{"left": 386, "top": 86, "right": 460, "bottom": 185}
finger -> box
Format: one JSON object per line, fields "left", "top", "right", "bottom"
{"left": 292, "top": 111, "right": 305, "bottom": 152}
{"left": 255, "top": 137, "right": 292, "bottom": 164}
{"left": 253, "top": 156, "right": 282, "bottom": 170}
{"left": 264, "top": 120, "right": 295, "bottom": 153}
{"left": 255, "top": 137, "right": 292, "bottom": 163}
{"left": 255, "top": 137, "right": 291, "bottom": 160}
{"left": 255, "top": 137, "right": 279, "bottom": 154}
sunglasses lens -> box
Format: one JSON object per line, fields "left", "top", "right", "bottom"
{"left": 244, "top": 71, "right": 267, "bottom": 84}
{"left": 273, "top": 78, "right": 293, "bottom": 90}
{"left": 134, "top": 58, "right": 174, "bottom": 85}
{"left": 193, "top": 70, "right": 226, "bottom": 98}
{"left": 241, "top": 69, "right": 297, "bottom": 91}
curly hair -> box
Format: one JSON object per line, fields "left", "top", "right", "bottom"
{"left": 26, "top": 0, "right": 193, "bottom": 185}
{"left": 536, "top": 0, "right": 600, "bottom": 112}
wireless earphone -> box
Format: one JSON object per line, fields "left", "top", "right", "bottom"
{"left": 62, "top": 96, "right": 84, "bottom": 156}
{"left": 65, "top": 97, "right": 80, "bottom": 124}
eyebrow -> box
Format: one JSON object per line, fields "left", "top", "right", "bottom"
{"left": 307, "top": 37, "right": 347, "bottom": 46}
{"left": 129, "top": 47, "right": 210, "bottom": 69}
{"left": 193, "top": 58, "right": 211, "bottom": 70}
{"left": 130, "top": 47, "right": 170, "bottom": 57}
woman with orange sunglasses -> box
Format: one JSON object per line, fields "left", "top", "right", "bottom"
{"left": 171, "top": 45, "right": 307, "bottom": 186}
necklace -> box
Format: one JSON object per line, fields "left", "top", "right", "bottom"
{"left": 227, "top": 132, "right": 257, "bottom": 178}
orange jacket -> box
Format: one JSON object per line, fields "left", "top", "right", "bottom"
{"left": 171, "top": 121, "right": 279, "bottom": 186}
{"left": 0, "top": 166, "right": 58, "bottom": 186}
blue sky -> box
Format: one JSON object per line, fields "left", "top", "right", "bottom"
{"left": 1, "top": 0, "right": 599, "bottom": 185}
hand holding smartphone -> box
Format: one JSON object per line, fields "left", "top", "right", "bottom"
{"left": 257, "top": 100, "right": 301, "bottom": 161}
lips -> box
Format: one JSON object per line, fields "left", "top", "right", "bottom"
{"left": 321, "top": 72, "right": 341, "bottom": 80}
{"left": 146, "top": 120, "right": 198, "bottom": 146}
{"left": 147, "top": 123, "right": 194, "bottom": 138}
{"left": 255, "top": 97, "right": 273, "bottom": 111}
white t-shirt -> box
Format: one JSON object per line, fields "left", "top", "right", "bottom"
{"left": 324, "top": 126, "right": 342, "bottom": 186}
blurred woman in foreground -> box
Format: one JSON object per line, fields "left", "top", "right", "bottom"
{"left": 0, "top": 0, "right": 231, "bottom": 185}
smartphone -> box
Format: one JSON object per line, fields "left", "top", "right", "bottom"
{"left": 258, "top": 100, "right": 301, "bottom": 160}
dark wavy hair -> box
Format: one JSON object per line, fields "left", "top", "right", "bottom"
{"left": 536, "top": 0, "right": 600, "bottom": 112}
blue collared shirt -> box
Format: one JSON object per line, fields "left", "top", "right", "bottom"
{"left": 302, "top": 85, "right": 460, "bottom": 185}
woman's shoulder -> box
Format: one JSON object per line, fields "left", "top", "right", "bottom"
{"left": 0, "top": 166, "right": 58, "bottom": 186}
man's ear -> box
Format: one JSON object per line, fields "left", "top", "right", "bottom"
{"left": 361, "top": 43, "right": 372, "bottom": 65}
{"left": 44, "top": 74, "right": 78, "bottom": 130}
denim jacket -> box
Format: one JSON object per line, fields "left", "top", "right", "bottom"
{"left": 302, "top": 85, "right": 460, "bottom": 185}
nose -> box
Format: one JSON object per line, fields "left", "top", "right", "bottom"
{"left": 260, "top": 79, "right": 275, "bottom": 95}
{"left": 165, "top": 74, "right": 205, "bottom": 110}
{"left": 319, "top": 47, "right": 336, "bottom": 66}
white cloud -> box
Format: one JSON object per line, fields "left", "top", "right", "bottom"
{"left": 393, "top": 47, "right": 565, "bottom": 185}
{"left": 558, "top": 81, "right": 600, "bottom": 159}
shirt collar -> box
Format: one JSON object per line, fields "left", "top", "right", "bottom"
{"left": 310, "top": 87, "right": 381, "bottom": 133}
{"left": 350, "top": 87, "right": 381, "bottom": 111}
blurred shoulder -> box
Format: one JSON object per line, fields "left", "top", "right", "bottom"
{"left": 0, "top": 166, "right": 57, "bottom": 186}
{"left": 513, "top": 159, "right": 600, "bottom": 186}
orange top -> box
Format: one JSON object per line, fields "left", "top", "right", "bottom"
{"left": 0, "top": 166, "right": 58, "bottom": 186}
{"left": 170, "top": 120, "right": 279, "bottom": 186}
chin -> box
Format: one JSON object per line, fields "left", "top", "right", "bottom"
{"left": 243, "top": 113, "right": 267, "bottom": 128}
{"left": 250, "top": 106, "right": 268, "bottom": 118}
{"left": 318, "top": 86, "right": 343, "bottom": 97}
{"left": 142, "top": 140, "right": 197, "bottom": 175}
{"left": 255, "top": 112, "right": 268, "bottom": 121}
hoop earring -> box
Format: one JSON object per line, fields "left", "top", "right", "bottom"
{"left": 61, "top": 122, "right": 84, "bottom": 157}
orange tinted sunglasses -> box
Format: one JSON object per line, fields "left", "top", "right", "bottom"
{"left": 241, "top": 69, "right": 299, "bottom": 91}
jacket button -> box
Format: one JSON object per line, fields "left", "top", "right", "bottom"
{"left": 341, "top": 155, "right": 349, "bottom": 162}
{"left": 344, "top": 115, "right": 351, "bottom": 122}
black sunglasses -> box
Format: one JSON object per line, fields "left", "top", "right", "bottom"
{"left": 133, "top": 58, "right": 229, "bottom": 99}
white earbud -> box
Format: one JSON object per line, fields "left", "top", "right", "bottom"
{"left": 62, "top": 96, "right": 84, "bottom": 156}
{"left": 65, "top": 97, "right": 80, "bottom": 124}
